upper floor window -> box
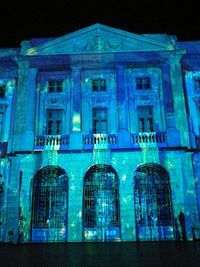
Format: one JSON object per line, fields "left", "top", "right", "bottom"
{"left": 0, "top": 112, "right": 4, "bottom": 138}
{"left": 92, "top": 79, "right": 106, "bottom": 91}
{"left": 0, "top": 85, "right": 6, "bottom": 98}
{"left": 137, "top": 106, "right": 154, "bottom": 132}
{"left": 93, "top": 108, "right": 108, "bottom": 134}
{"left": 48, "top": 80, "right": 63, "bottom": 93}
{"left": 136, "top": 77, "right": 151, "bottom": 90}
{"left": 46, "top": 109, "right": 63, "bottom": 135}
{"left": 194, "top": 78, "right": 200, "bottom": 92}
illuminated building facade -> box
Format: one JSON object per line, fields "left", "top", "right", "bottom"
{"left": 0, "top": 24, "right": 200, "bottom": 242}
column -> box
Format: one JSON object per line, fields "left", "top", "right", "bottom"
{"left": 161, "top": 63, "right": 174, "bottom": 113}
{"left": 169, "top": 52, "right": 190, "bottom": 147}
{"left": 70, "top": 66, "right": 82, "bottom": 149}
{"left": 116, "top": 64, "right": 130, "bottom": 147}
{"left": 24, "top": 68, "right": 37, "bottom": 150}
{"left": 5, "top": 156, "right": 20, "bottom": 243}
{"left": 13, "top": 57, "right": 37, "bottom": 151}
{"left": 161, "top": 63, "right": 181, "bottom": 146}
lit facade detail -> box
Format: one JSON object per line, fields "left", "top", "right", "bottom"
{"left": 0, "top": 24, "right": 200, "bottom": 243}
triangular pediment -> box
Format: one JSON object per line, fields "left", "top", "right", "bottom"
{"left": 25, "top": 24, "right": 176, "bottom": 56}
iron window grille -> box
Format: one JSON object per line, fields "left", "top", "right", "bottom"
{"left": 134, "top": 164, "right": 173, "bottom": 228}
{"left": 32, "top": 166, "right": 68, "bottom": 230}
{"left": 83, "top": 165, "right": 120, "bottom": 229}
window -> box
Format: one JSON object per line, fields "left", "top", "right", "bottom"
{"left": 194, "top": 78, "right": 200, "bottom": 92}
{"left": 47, "top": 109, "right": 63, "bottom": 135}
{"left": 134, "top": 164, "right": 174, "bottom": 241}
{"left": 31, "top": 166, "right": 68, "bottom": 242}
{"left": 92, "top": 79, "right": 106, "bottom": 91}
{"left": 137, "top": 106, "right": 154, "bottom": 132}
{"left": 48, "top": 80, "right": 63, "bottom": 93}
{"left": 93, "top": 108, "right": 108, "bottom": 134}
{"left": 136, "top": 77, "right": 151, "bottom": 90}
{"left": 0, "top": 86, "right": 6, "bottom": 98}
{"left": 83, "top": 165, "right": 120, "bottom": 241}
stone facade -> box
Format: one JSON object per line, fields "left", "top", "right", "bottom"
{"left": 0, "top": 24, "right": 200, "bottom": 242}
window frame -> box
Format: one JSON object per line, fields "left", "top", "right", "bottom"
{"left": 136, "top": 77, "right": 151, "bottom": 90}
{"left": 137, "top": 106, "right": 154, "bottom": 132}
{"left": 48, "top": 80, "right": 63, "bottom": 93}
{"left": 92, "top": 108, "right": 108, "bottom": 134}
{"left": 0, "top": 85, "right": 6, "bottom": 98}
{"left": 92, "top": 78, "right": 106, "bottom": 92}
{"left": 194, "top": 77, "right": 200, "bottom": 93}
{"left": 46, "top": 109, "right": 64, "bottom": 135}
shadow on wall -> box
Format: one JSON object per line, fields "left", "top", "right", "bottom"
{"left": 175, "top": 211, "right": 186, "bottom": 241}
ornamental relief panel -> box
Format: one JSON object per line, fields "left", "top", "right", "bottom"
{"left": 130, "top": 93, "right": 158, "bottom": 105}
{"left": 41, "top": 95, "right": 69, "bottom": 108}
{"left": 73, "top": 33, "right": 124, "bottom": 52}
{"left": 193, "top": 97, "right": 200, "bottom": 105}
{"left": 83, "top": 95, "right": 115, "bottom": 108}
{"left": 0, "top": 104, "right": 8, "bottom": 112}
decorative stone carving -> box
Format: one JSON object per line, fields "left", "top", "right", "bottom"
{"left": 83, "top": 94, "right": 114, "bottom": 107}
{"left": 0, "top": 104, "right": 8, "bottom": 112}
{"left": 193, "top": 97, "right": 200, "bottom": 105}
{"left": 46, "top": 97, "right": 68, "bottom": 106}
{"left": 131, "top": 94, "right": 158, "bottom": 105}
{"left": 73, "top": 32, "right": 124, "bottom": 52}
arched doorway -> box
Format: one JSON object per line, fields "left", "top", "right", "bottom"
{"left": 31, "top": 166, "right": 68, "bottom": 242}
{"left": 134, "top": 163, "right": 174, "bottom": 240}
{"left": 83, "top": 164, "right": 120, "bottom": 241}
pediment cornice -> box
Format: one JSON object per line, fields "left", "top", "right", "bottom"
{"left": 24, "top": 24, "right": 176, "bottom": 56}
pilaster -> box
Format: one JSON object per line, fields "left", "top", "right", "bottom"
{"left": 13, "top": 57, "right": 37, "bottom": 151}
{"left": 70, "top": 66, "right": 82, "bottom": 150}
{"left": 116, "top": 64, "right": 130, "bottom": 147}
{"left": 169, "top": 52, "right": 190, "bottom": 147}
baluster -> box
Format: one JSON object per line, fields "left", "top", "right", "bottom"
{"left": 152, "top": 133, "right": 155, "bottom": 142}
{"left": 156, "top": 133, "right": 159, "bottom": 143}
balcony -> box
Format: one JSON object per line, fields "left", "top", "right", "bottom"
{"left": 34, "top": 135, "right": 69, "bottom": 150}
{"left": 83, "top": 134, "right": 118, "bottom": 149}
{"left": 131, "top": 132, "right": 168, "bottom": 148}
{"left": 34, "top": 132, "right": 168, "bottom": 151}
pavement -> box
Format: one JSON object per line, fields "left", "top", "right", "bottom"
{"left": 0, "top": 241, "right": 200, "bottom": 267}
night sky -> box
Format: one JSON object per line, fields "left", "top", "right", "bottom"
{"left": 1, "top": 1, "right": 200, "bottom": 48}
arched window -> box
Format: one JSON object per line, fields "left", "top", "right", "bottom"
{"left": 83, "top": 164, "right": 120, "bottom": 241}
{"left": 31, "top": 166, "right": 68, "bottom": 242}
{"left": 134, "top": 164, "right": 174, "bottom": 240}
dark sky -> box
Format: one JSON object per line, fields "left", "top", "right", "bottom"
{"left": 1, "top": 1, "right": 200, "bottom": 48}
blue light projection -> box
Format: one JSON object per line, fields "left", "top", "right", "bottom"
{"left": 0, "top": 24, "right": 200, "bottom": 243}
